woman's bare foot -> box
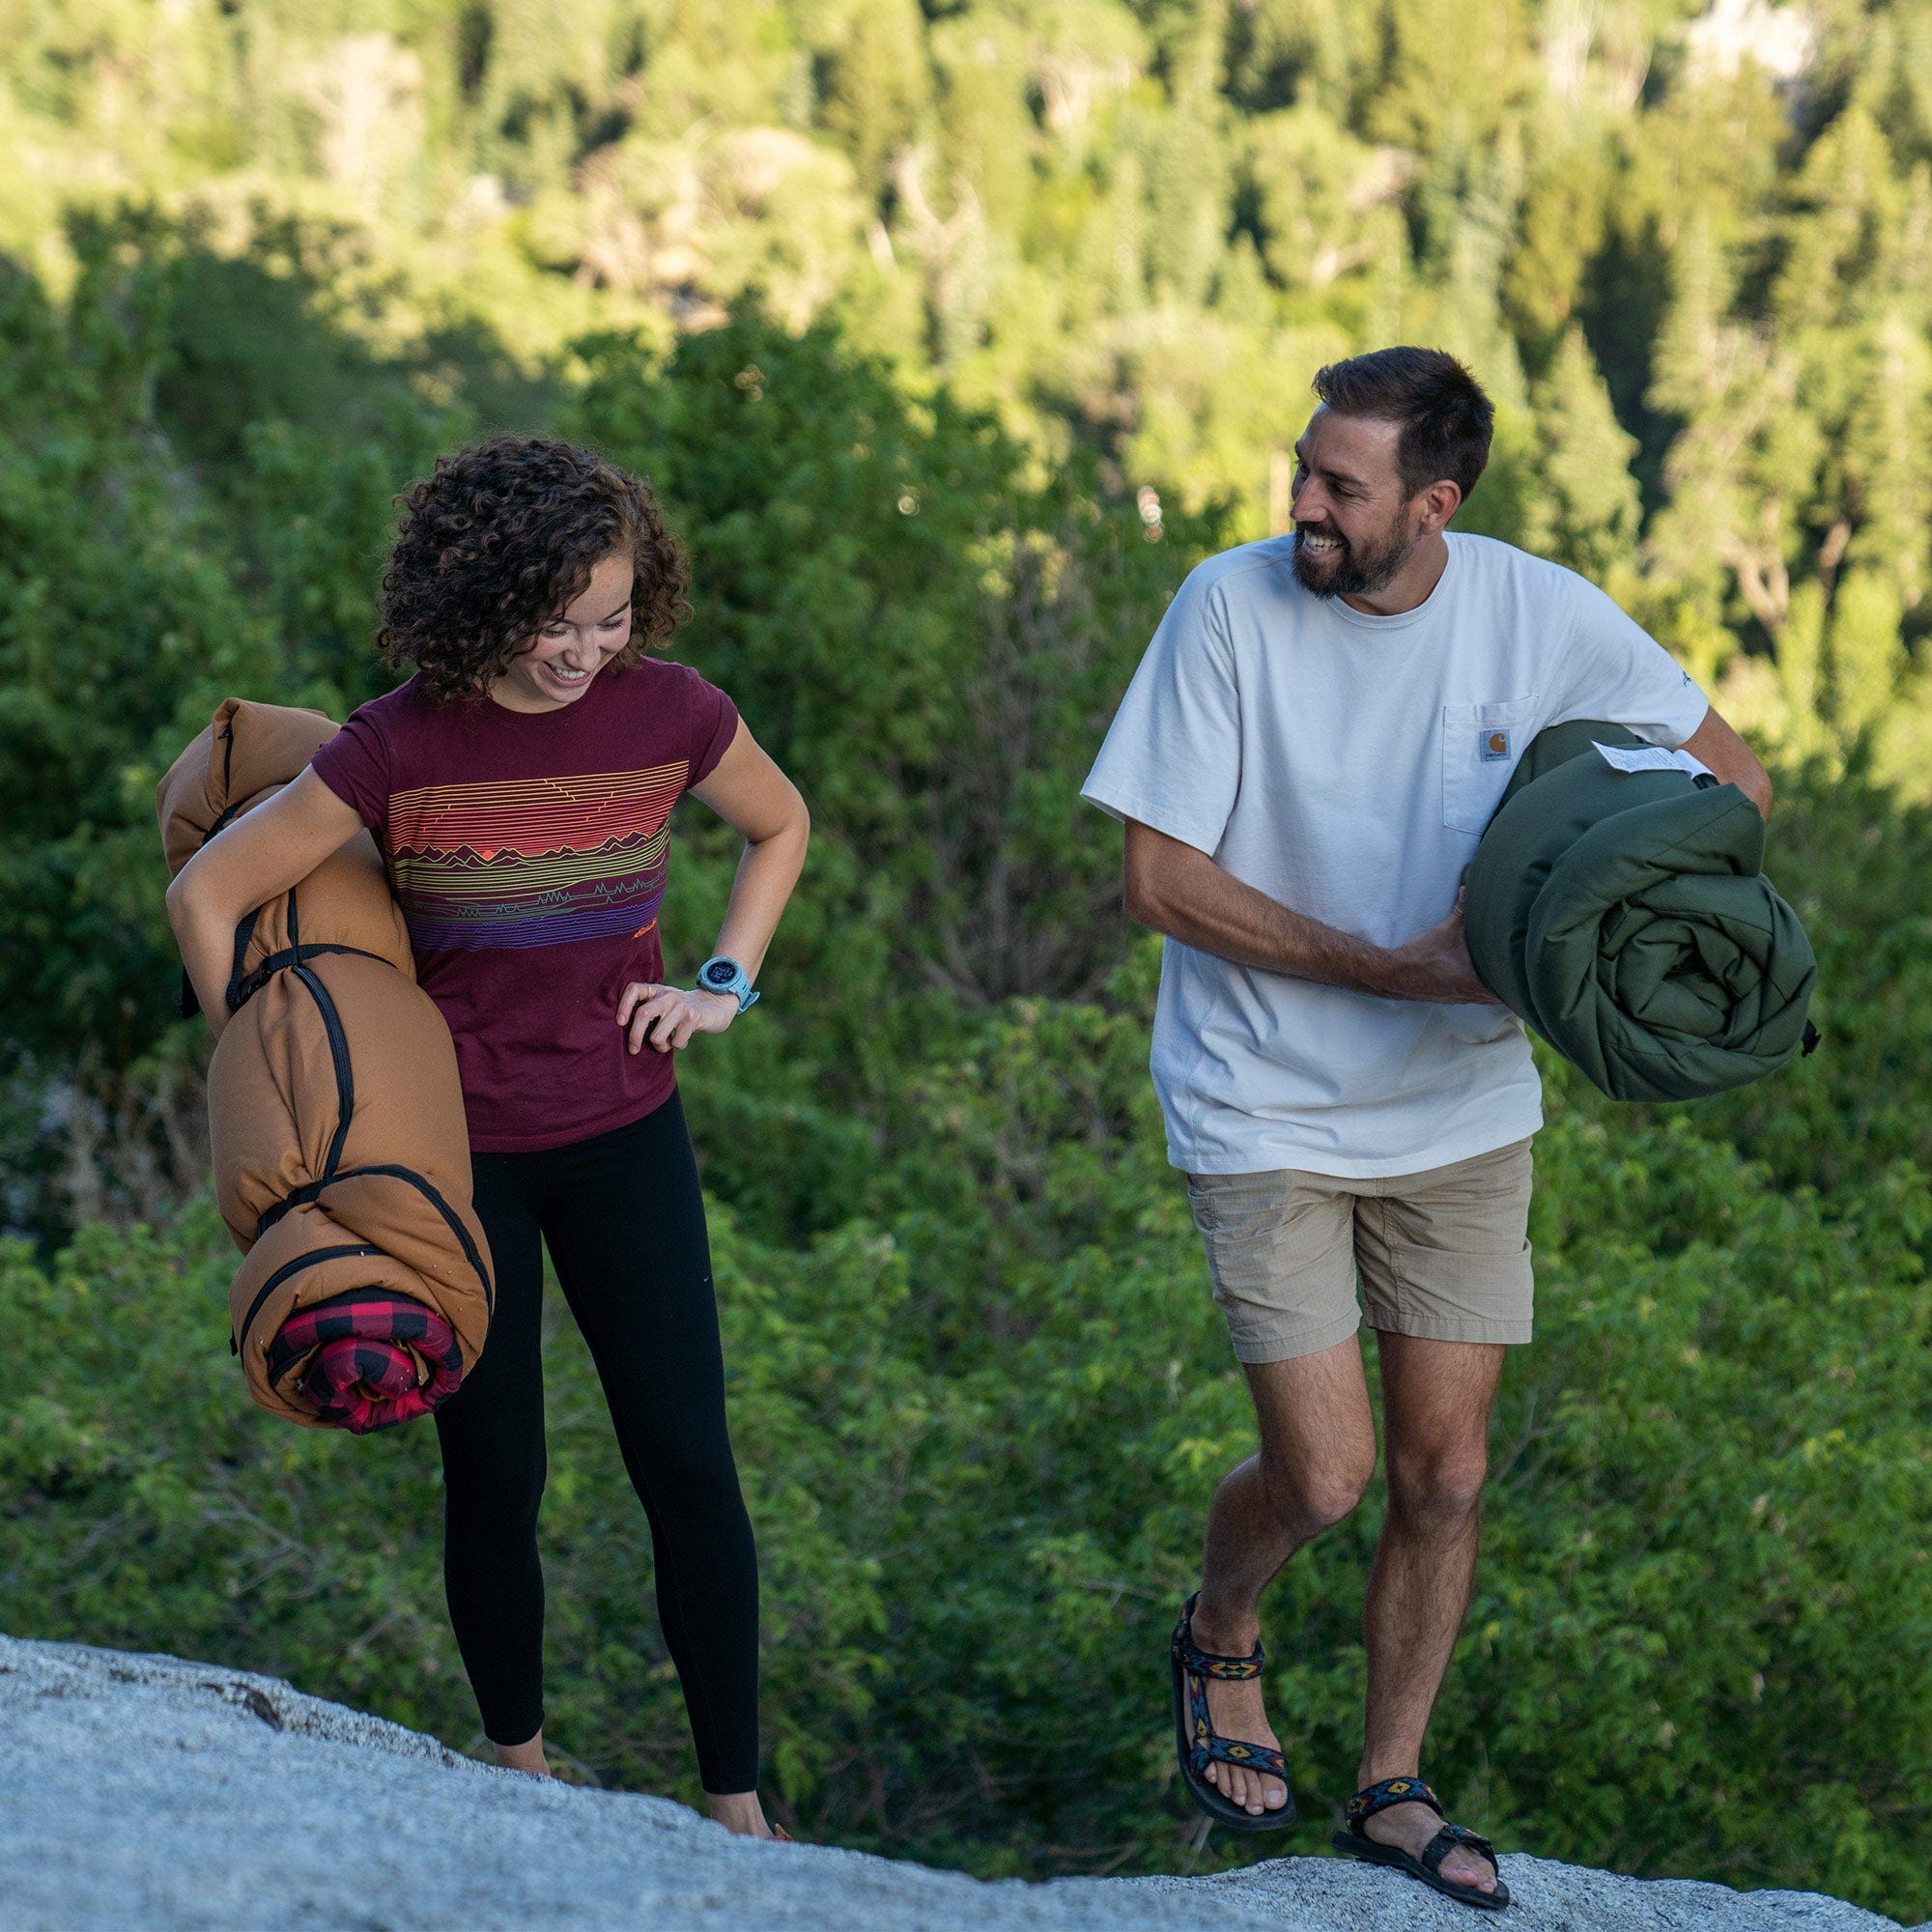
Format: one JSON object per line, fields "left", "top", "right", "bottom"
{"left": 707, "top": 1790, "right": 780, "bottom": 1838}
{"left": 493, "top": 1728, "right": 552, "bottom": 1776}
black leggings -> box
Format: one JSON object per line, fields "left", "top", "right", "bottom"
{"left": 435, "top": 1092, "right": 759, "bottom": 1792}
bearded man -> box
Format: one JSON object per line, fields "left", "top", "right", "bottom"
{"left": 1081, "top": 348, "right": 1770, "bottom": 1912}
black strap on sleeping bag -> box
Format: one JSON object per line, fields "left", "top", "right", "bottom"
{"left": 220, "top": 886, "right": 392, "bottom": 1015}
{"left": 228, "top": 941, "right": 391, "bottom": 1011}
{"left": 251, "top": 1162, "right": 494, "bottom": 1321}
{"left": 188, "top": 917, "right": 383, "bottom": 1019}
{"left": 181, "top": 792, "right": 384, "bottom": 1019}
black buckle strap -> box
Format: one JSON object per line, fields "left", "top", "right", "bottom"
{"left": 1422, "top": 1822, "right": 1499, "bottom": 1878}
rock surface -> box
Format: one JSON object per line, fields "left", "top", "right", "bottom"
{"left": 1, "top": 1634, "right": 1918, "bottom": 1932}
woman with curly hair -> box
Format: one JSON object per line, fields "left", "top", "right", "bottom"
{"left": 167, "top": 437, "right": 809, "bottom": 1837}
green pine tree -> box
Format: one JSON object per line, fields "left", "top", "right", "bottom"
{"left": 1524, "top": 325, "right": 1642, "bottom": 580}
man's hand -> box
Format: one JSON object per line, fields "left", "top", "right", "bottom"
{"left": 617, "top": 982, "right": 739, "bottom": 1054}
{"left": 1371, "top": 897, "right": 1500, "bottom": 1006}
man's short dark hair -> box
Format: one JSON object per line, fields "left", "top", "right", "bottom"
{"left": 1311, "top": 348, "right": 1494, "bottom": 504}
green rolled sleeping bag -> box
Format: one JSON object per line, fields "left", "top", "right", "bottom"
{"left": 1463, "top": 719, "right": 1817, "bottom": 1102}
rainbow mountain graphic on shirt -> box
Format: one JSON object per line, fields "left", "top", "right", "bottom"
{"left": 385, "top": 763, "right": 687, "bottom": 950}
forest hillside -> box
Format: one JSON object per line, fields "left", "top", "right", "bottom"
{"left": 1, "top": 1, "right": 1929, "bottom": 1921}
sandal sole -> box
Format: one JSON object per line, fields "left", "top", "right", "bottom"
{"left": 1332, "top": 1831, "right": 1511, "bottom": 1911}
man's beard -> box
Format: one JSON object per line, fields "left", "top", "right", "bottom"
{"left": 1291, "top": 517, "right": 1420, "bottom": 599}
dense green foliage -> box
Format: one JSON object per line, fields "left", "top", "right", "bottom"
{"left": 7, "top": 962, "right": 1932, "bottom": 1908}
{"left": 3, "top": 1, "right": 1931, "bottom": 1921}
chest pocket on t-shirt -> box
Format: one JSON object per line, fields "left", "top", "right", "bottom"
{"left": 1442, "top": 695, "right": 1540, "bottom": 836}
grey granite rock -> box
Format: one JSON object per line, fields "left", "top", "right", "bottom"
{"left": 0, "top": 1634, "right": 1915, "bottom": 1932}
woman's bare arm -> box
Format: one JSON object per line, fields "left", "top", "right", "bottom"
{"left": 165, "top": 768, "right": 370, "bottom": 1039}
{"left": 686, "top": 723, "right": 811, "bottom": 978}
{"left": 616, "top": 721, "right": 811, "bottom": 1053}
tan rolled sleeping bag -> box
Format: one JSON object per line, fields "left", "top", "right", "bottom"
{"left": 157, "top": 698, "right": 493, "bottom": 1430}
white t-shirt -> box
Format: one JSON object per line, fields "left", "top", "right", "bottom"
{"left": 1081, "top": 531, "right": 1710, "bottom": 1179}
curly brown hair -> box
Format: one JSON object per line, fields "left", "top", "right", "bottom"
{"left": 377, "top": 437, "right": 692, "bottom": 703}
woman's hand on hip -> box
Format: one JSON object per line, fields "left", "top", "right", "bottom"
{"left": 617, "top": 982, "right": 739, "bottom": 1054}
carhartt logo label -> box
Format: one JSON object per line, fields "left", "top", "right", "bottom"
{"left": 1480, "top": 728, "right": 1512, "bottom": 762}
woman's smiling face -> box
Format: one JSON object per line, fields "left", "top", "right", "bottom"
{"left": 490, "top": 552, "right": 637, "bottom": 712}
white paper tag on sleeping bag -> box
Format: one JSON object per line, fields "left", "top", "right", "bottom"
{"left": 1592, "top": 740, "right": 1714, "bottom": 780}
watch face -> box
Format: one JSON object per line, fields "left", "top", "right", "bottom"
{"left": 701, "top": 960, "right": 734, "bottom": 988}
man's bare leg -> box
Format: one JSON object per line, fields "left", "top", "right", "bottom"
{"left": 1354, "top": 1332, "right": 1504, "bottom": 1893}
{"left": 1188, "top": 1335, "right": 1379, "bottom": 1818}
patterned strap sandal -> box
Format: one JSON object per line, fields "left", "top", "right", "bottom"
{"left": 1168, "top": 1592, "right": 1295, "bottom": 1832}
{"left": 1332, "top": 1776, "right": 1511, "bottom": 1912}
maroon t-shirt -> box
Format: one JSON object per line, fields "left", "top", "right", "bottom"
{"left": 311, "top": 659, "right": 738, "bottom": 1151}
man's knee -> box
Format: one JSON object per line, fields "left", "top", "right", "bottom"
{"left": 1262, "top": 1446, "right": 1375, "bottom": 1532}
{"left": 1386, "top": 1447, "right": 1488, "bottom": 1528}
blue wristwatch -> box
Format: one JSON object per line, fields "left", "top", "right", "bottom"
{"left": 696, "top": 955, "right": 760, "bottom": 1012}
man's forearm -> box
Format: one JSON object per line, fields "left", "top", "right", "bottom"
{"left": 1121, "top": 822, "right": 1497, "bottom": 1006}
{"left": 1125, "top": 843, "right": 1398, "bottom": 997}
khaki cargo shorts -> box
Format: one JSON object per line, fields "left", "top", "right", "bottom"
{"left": 1184, "top": 1139, "right": 1534, "bottom": 1363}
